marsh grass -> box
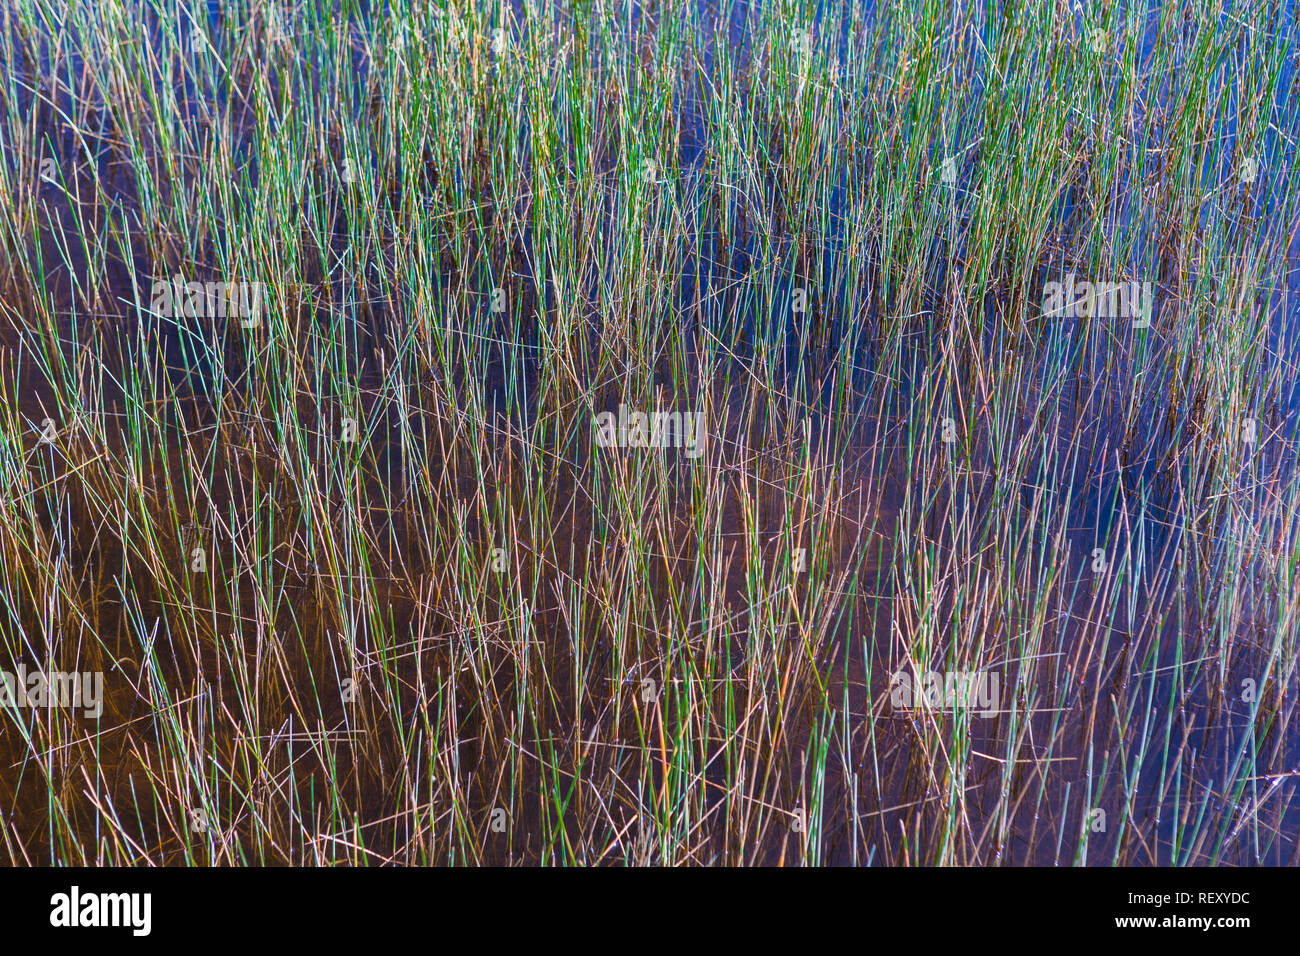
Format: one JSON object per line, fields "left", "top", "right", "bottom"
{"left": 0, "top": 0, "right": 1296, "bottom": 864}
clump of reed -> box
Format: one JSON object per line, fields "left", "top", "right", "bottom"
{"left": 0, "top": 0, "right": 1295, "bottom": 864}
